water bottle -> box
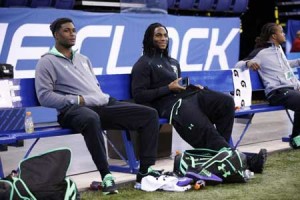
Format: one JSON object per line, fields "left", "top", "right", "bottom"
{"left": 24, "top": 111, "right": 34, "bottom": 133}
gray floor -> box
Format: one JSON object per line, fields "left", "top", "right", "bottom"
{"left": 1, "top": 110, "right": 292, "bottom": 190}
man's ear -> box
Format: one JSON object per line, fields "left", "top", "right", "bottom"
{"left": 54, "top": 32, "right": 58, "bottom": 39}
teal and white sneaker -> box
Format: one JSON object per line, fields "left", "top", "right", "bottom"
{"left": 102, "top": 174, "right": 118, "bottom": 195}
{"left": 290, "top": 135, "right": 300, "bottom": 149}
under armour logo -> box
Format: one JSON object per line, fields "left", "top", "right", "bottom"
{"left": 218, "top": 163, "right": 231, "bottom": 178}
{"left": 188, "top": 124, "right": 194, "bottom": 130}
{"left": 171, "top": 65, "right": 178, "bottom": 75}
{"left": 157, "top": 64, "right": 163, "bottom": 68}
{"left": 218, "top": 163, "right": 226, "bottom": 171}
{"left": 222, "top": 171, "right": 231, "bottom": 178}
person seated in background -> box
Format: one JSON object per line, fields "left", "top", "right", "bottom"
{"left": 35, "top": 17, "right": 161, "bottom": 195}
{"left": 131, "top": 22, "right": 267, "bottom": 175}
{"left": 235, "top": 22, "right": 300, "bottom": 149}
{"left": 291, "top": 30, "right": 300, "bottom": 52}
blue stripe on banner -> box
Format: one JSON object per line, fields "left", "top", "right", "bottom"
{"left": 0, "top": 108, "right": 25, "bottom": 132}
{"left": 0, "top": 8, "right": 241, "bottom": 125}
{"left": 0, "top": 8, "right": 240, "bottom": 78}
{"left": 11, "top": 109, "right": 25, "bottom": 130}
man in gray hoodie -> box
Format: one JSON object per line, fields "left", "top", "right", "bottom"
{"left": 35, "top": 18, "right": 160, "bottom": 195}
{"left": 235, "top": 23, "right": 300, "bottom": 149}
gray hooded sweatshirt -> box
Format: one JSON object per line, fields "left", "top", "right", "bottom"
{"left": 235, "top": 44, "right": 300, "bottom": 96}
{"left": 35, "top": 47, "right": 109, "bottom": 112}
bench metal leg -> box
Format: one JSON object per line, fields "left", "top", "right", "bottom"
{"left": 282, "top": 109, "right": 294, "bottom": 142}
{"left": 229, "top": 137, "right": 234, "bottom": 148}
{"left": 285, "top": 109, "right": 293, "bottom": 124}
{"left": 234, "top": 113, "right": 255, "bottom": 149}
{"left": 104, "top": 132, "right": 128, "bottom": 162}
{"left": 0, "top": 156, "right": 4, "bottom": 178}
{"left": 235, "top": 109, "right": 294, "bottom": 145}
{"left": 24, "top": 138, "right": 40, "bottom": 159}
{"left": 122, "top": 131, "right": 139, "bottom": 173}
{"left": 0, "top": 138, "right": 40, "bottom": 178}
{"left": 105, "top": 131, "right": 139, "bottom": 174}
{"left": 14, "top": 138, "right": 41, "bottom": 174}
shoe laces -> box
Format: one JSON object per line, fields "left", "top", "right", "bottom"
{"left": 103, "top": 174, "right": 115, "bottom": 187}
{"left": 147, "top": 167, "right": 161, "bottom": 176}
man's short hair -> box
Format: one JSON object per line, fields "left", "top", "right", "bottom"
{"left": 50, "top": 18, "right": 73, "bottom": 36}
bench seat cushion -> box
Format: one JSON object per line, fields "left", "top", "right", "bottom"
{"left": 235, "top": 104, "right": 285, "bottom": 116}
{"left": 0, "top": 134, "right": 16, "bottom": 145}
{"left": 12, "top": 126, "right": 74, "bottom": 140}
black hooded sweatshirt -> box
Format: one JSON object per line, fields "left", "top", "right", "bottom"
{"left": 131, "top": 53, "right": 197, "bottom": 118}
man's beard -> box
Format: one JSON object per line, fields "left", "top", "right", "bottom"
{"left": 63, "top": 44, "right": 73, "bottom": 48}
{"left": 61, "top": 41, "right": 74, "bottom": 49}
{"left": 153, "top": 44, "right": 165, "bottom": 52}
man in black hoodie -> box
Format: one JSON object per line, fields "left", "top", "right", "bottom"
{"left": 35, "top": 18, "right": 162, "bottom": 194}
{"left": 131, "top": 22, "right": 267, "bottom": 174}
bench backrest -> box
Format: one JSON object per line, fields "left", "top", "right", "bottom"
{"left": 15, "top": 74, "right": 131, "bottom": 107}
{"left": 249, "top": 70, "right": 264, "bottom": 91}
{"left": 14, "top": 69, "right": 266, "bottom": 108}
{"left": 1, "top": 69, "right": 268, "bottom": 131}
{"left": 182, "top": 70, "right": 234, "bottom": 92}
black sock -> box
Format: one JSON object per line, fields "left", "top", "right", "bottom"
{"left": 100, "top": 169, "right": 111, "bottom": 180}
{"left": 139, "top": 165, "right": 150, "bottom": 174}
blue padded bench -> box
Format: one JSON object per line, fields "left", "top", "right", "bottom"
{"left": 0, "top": 75, "right": 168, "bottom": 178}
{"left": 0, "top": 69, "right": 293, "bottom": 178}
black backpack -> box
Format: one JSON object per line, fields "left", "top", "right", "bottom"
{"left": 173, "top": 148, "right": 248, "bottom": 184}
{"left": 0, "top": 64, "right": 13, "bottom": 79}
{"left": 0, "top": 148, "right": 79, "bottom": 200}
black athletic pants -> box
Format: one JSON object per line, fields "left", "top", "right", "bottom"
{"left": 58, "top": 97, "right": 159, "bottom": 178}
{"left": 267, "top": 87, "right": 300, "bottom": 138}
{"left": 170, "top": 89, "right": 234, "bottom": 151}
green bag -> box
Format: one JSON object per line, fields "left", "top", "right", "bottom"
{"left": 173, "top": 148, "right": 248, "bottom": 184}
{"left": 0, "top": 148, "right": 79, "bottom": 200}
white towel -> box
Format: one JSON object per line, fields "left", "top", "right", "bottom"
{"left": 140, "top": 175, "right": 191, "bottom": 192}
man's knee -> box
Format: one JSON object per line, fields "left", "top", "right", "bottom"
{"left": 139, "top": 105, "right": 159, "bottom": 119}
{"left": 72, "top": 108, "right": 100, "bottom": 129}
{"left": 224, "top": 95, "right": 235, "bottom": 109}
{"left": 83, "top": 111, "right": 100, "bottom": 124}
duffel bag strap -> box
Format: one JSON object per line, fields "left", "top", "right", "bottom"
{"left": 12, "top": 177, "right": 36, "bottom": 200}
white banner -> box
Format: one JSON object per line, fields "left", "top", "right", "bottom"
{"left": 232, "top": 68, "right": 252, "bottom": 108}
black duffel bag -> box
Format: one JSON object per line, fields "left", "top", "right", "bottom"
{"left": 0, "top": 64, "right": 13, "bottom": 79}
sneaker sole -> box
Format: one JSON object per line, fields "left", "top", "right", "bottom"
{"left": 134, "top": 182, "right": 141, "bottom": 190}
{"left": 259, "top": 149, "right": 268, "bottom": 171}
{"left": 103, "top": 190, "right": 119, "bottom": 195}
{"left": 251, "top": 149, "right": 267, "bottom": 173}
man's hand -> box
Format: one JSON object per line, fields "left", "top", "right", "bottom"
{"left": 246, "top": 60, "right": 260, "bottom": 70}
{"left": 195, "top": 84, "right": 204, "bottom": 89}
{"left": 168, "top": 78, "right": 186, "bottom": 92}
{"left": 79, "top": 95, "right": 85, "bottom": 106}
